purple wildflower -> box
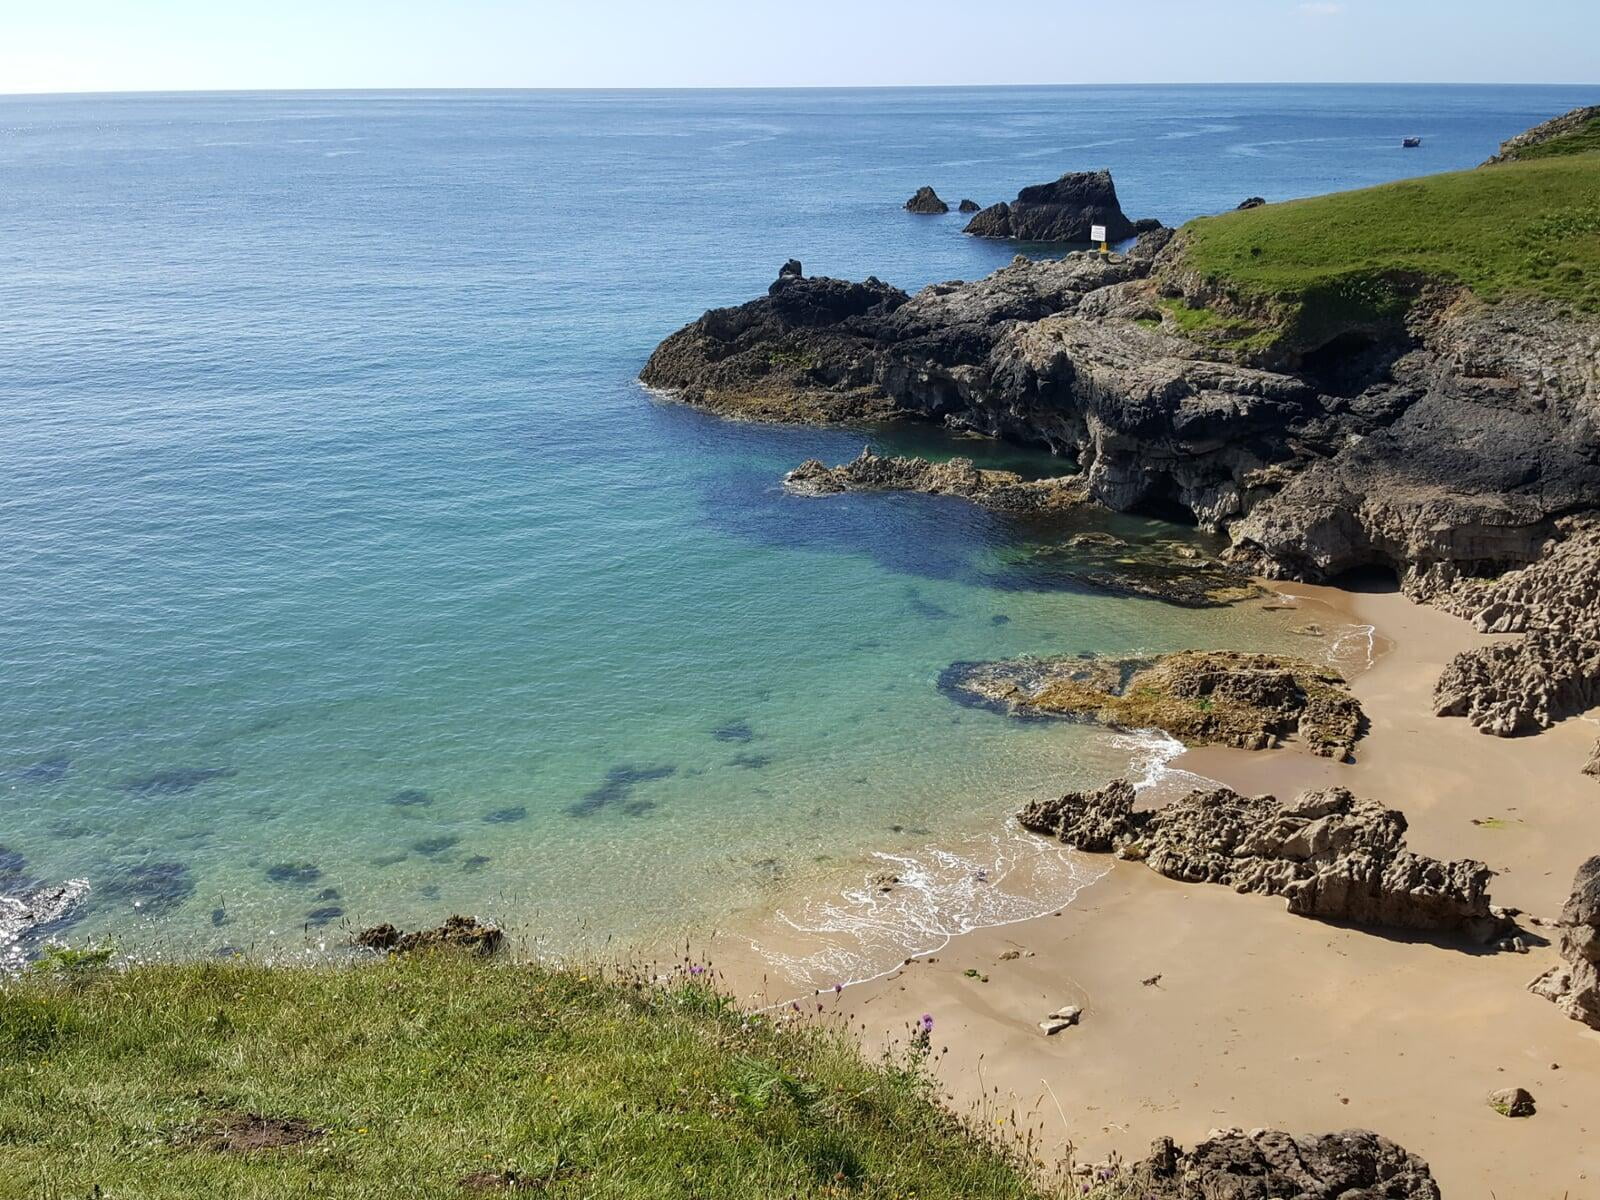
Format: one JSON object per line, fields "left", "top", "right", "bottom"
{"left": 833, "top": 982, "right": 843, "bottom": 994}
{"left": 688, "top": 964, "right": 705, "bottom": 976}
{"left": 919, "top": 1013, "right": 934, "bottom": 1033}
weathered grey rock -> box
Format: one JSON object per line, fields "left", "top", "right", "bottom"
{"left": 1529, "top": 855, "right": 1600, "bottom": 1030}
{"left": 963, "top": 170, "right": 1149, "bottom": 242}
{"left": 1486, "top": 1087, "right": 1536, "bottom": 1117}
{"left": 1021, "top": 780, "right": 1508, "bottom": 940}
{"left": 784, "top": 447, "right": 1085, "bottom": 513}
{"left": 1484, "top": 105, "right": 1600, "bottom": 164}
{"left": 954, "top": 651, "right": 1362, "bottom": 757}
{"left": 1428, "top": 522, "right": 1600, "bottom": 737}
{"left": 1134, "top": 1129, "right": 1441, "bottom": 1199}
{"left": 904, "top": 186, "right": 949, "bottom": 214}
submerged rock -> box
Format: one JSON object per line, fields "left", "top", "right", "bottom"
{"left": 947, "top": 650, "right": 1365, "bottom": 759}
{"left": 785, "top": 447, "right": 1085, "bottom": 513}
{"left": 1528, "top": 855, "right": 1600, "bottom": 1030}
{"left": 963, "top": 169, "right": 1154, "bottom": 242}
{"left": 1133, "top": 1128, "right": 1441, "bottom": 1199}
{"left": 904, "top": 186, "right": 949, "bottom": 214}
{"left": 353, "top": 914, "right": 504, "bottom": 956}
{"left": 1, "top": 879, "right": 90, "bottom": 968}
{"left": 1020, "top": 780, "right": 1510, "bottom": 940}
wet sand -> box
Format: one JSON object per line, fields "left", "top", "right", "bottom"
{"left": 729, "top": 584, "right": 1600, "bottom": 1198}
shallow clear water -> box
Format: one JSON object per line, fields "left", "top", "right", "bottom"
{"left": 2, "top": 84, "right": 1590, "bottom": 970}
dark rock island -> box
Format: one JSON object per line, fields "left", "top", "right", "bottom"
{"left": 962, "top": 168, "right": 1159, "bottom": 242}
{"left": 904, "top": 185, "right": 949, "bottom": 214}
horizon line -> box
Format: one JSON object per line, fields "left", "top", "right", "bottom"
{"left": 3, "top": 80, "right": 1597, "bottom": 101}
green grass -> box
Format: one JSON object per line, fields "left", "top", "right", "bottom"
{"left": 0, "top": 952, "right": 1107, "bottom": 1200}
{"left": 1171, "top": 148, "right": 1600, "bottom": 340}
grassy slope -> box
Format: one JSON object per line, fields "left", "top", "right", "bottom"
{"left": 0, "top": 953, "right": 1099, "bottom": 1200}
{"left": 1172, "top": 129, "right": 1600, "bottom": 336}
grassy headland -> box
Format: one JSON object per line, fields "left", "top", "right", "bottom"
{"left": 1165, "top": 113, "right": 1600, "bottom": 351}
{"left": 0, "top": 949, "right": 1108, "bottom": 1199}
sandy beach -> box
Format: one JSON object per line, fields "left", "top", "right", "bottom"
{"left": 730, "top": 584, "right": 1600, "bottom": 1198}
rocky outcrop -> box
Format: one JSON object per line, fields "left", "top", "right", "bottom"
{"left": 963, "top": 170, "right": 1155, "bottom": 242}
{"left": 904, "top": 186, "right": 949, "bottom": 214}
{"left": 1236, "top": 196, "right": 1267, "bottom": 210}
{"left": 354, "top": 915, "right": 504, "bottom": 956}
{"left": 1485, "top": 105, "right": 1600, "bottom": 164}
{"left": 1021, "top": 780, "right": 1508, "bottom": 939}
{"left": 1427, "top": 521, "right": 1600, "bottom": 737}
{"left": 957, "top": 198, "right": 980, "bottom": 214}
{"left": 1586, "top": 739, "right": 1600, "bottom": 780}
{"left": 949, "top": 650, "right": 1364, "bottom": 758}
{"left": 1528, "top": 855, "right": 1600, "bottom": 1029}
{"left": 1, "top": 879, "right": 90, "bottom": 970}
{"left": 1133, "top": 1129, "right": 1441, "bottom": 1199}
{"left": 784, "top": 447, "right": 1086, "bottom": 513}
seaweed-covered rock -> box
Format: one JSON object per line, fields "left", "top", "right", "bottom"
{"left": 963, "top": 170, "right": 1149, "bottom": 242}
{"left": 353, "top": 914, "right": 504, "bottom": 956}
{"left": 1528, "top": 855, "right": 1600, "bottom": 1029}
{"left": 948, "top": 650, "right": 1364, "bottom": 759}
{"left": 904, "top": 186, "right": 949, "bottom": 214}
{"left": 1134, "top": 1128, "right": 1441, "bottom": 1199}
{"left": 784, "top": 447, "right": 1085, "bottom": 514}
{"left": 1020, "top": 780, "right": 1508, "bottom": 939}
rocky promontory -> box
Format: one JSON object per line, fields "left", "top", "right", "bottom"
{"left": 962, "top": 169, "right": 1158, "bottom": 242}
{"left": 1019, "top": 779, "right": 1510, "bottom": 940}
{"left": 945, "top": 650, "right": 1364, "bottom": 758}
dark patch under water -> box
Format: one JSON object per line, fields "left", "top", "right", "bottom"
{"left": 265, "top": 861, "right": 322, "bottom": 885}
{"left": 728, "top": 753, "right": 774, "bottom": 770}
{"left": 462, "top": 854, "right": 491, "bottom": 872}
{"left": 122, "top": 767, "right": 237, "bottom": 796}
{"left": 371, "top": 852, "right": 408, "bottom": 867}
{"left": 711, "top": 720, "right": 755, "bottom": 743}
{"left": 568, "top": 764, "right": 677, "bottom": 818}
{"left": 385, "top": 789, "right": 432, "bottom": 808}
{"left": 483, "top": 806, "right": 526, "bottom": 823}
{"left": 305, "top": 905, "right": 343, "bottom": 926}
{"left": 412, "top": 835, "right": 459, "bottom": 856}
{"left": 16, "top": 756, "right": 70, "bottom": 785}
{"left": 904, "top": 587, "right": 955, "bottom": 621}
{"left": 98, "top": 859, "right": 195, "bottom": 918}
{"left": 316, "top": 887, "right": 341, "bottom": 901}
{"left": 211, "top": 906, "right": 228, "bottom": 927}
{"left": 0, "top": 845, "right": 26, "bottom": 883}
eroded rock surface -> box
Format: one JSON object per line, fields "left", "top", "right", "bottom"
{"left": 962, "top": 169, "right": 1156, "bottom": 242}
{"left": 1134, "top": 1129, "right": 1441, "bottom": 1199}
{"left": 904, "top": 186, "right": 949, "bottom": 214}
{"left": 354, "top": 914, "right": 504, "bottom": 956}
{"left": 784, "top": 447, "right": 1085, "bottom": 513}
{"left": 947, "top": 650, "right": 1364, "bottom": 758}
{"left": 1529, "top": 854, "right": 1600, "bottom": 1029}
{"left": 1485, "top": 104, "right": 1600, "bottom": 164}
{"left": 1427, "top": 521, "right": 1600, "bottom": 737}
{"left": 1020, "top": 781, "right": 1508, "bottom": 939}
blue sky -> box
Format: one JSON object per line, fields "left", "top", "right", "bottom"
{"left": 2, "top": 1, "right": 1596, "bottom": 94}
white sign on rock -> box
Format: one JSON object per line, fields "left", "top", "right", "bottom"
{"left": 1090, "top": 224, "right": 1108, "bottom": 243}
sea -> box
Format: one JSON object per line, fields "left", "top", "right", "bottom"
{"left": 3, "top": 84, "right": 1592, "bottom": 979}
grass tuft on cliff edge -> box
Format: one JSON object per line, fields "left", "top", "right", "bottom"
{"left": 0, "top": 950, "right": 1093, "bottom": 1200}
{"left": 1170, "top": 135, "right": 1600, "bottom": 346}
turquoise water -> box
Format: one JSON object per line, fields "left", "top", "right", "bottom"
{"left": 2, "top": 85, "right": 1590, "bottom": 973}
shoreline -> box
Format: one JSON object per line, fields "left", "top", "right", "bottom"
{"left": 720, "top": 581, "right": 1600, "bottom": 1197}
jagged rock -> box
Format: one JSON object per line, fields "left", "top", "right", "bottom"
{"left": 1133, "top": 1129, "right": 1441, "bottom": 1199}
{"left": 1586, "top": 739, "right": 1600, "bottom": 781}
{"left": 957, "top": 198, "right": 980, "bottom": 213}
{"left": 1236, "top": 196, "right": 1267, "bottom": 210}
{"left": 1, "top": 880, "right": 90, "bottom": 969}
{"left": 1428, "top": 522, "right": 1600, "bottom": 738}
{"left": 904, "top": 186, "right": 949, "bottom": 214}
{"left": 353, "top": 915, "right": 504, "bottom": 956}
{"left": 777, "top": 258, "right": 803, "bottom": 282}
{"left": 963, "top": 169, "right": 1150, "bottom": 242}
{"left": 1528, "top": 855, "right": 1600, "bottom": 1030}
{"left": 784, "top": 447, "right": 1085, "bottom": 513}
{"left": 949, "top": 651, "right": 1365, "bottom": 758}
{"left": 1486, "top": 1087, "right": 1536, "bottom": 1118}
{"left": 1485, "top": 105, "right": 1600, "bottom": 164}
{"left": 1021, "top": 780, "right": 1508, "bottom": 940}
